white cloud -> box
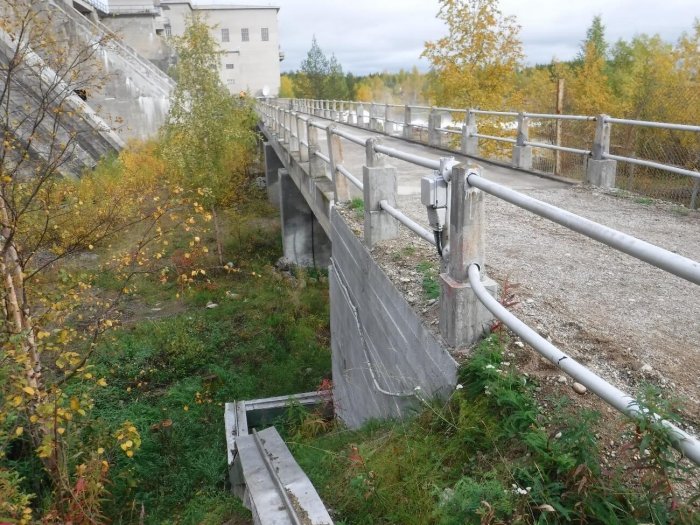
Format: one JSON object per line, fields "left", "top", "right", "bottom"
{"left": 194, "top": 0, "right": 699, "bottom": 74}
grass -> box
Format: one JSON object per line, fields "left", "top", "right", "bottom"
{"left": 416, "top": 260, "right": 440, "bottom": 300}
{"left": 350, "top": 197, "right": 365, "bottom": 218}
{"left": 289, "top": 335, "right": 699, "bottom": 525}
{"left": 69, "top": 204, "right": 331, "bottom": 524}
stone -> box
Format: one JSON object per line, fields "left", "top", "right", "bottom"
{"left": 206, "top": 302, "right": 218, "bottom": 309}
{"left": 572, "top": 382, "right": 587, "bottom": 395}
{"left": 640, "top": 363, "right": 653, "bottom": 373}
{"left": 557, "top": 375, "right": 567, "bottom": 384}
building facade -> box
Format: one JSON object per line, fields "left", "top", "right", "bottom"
{"left": 81, "top": 0, "right": 282, "bottom": 96}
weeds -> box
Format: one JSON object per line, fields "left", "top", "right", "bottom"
{"left": 350, "top": 198, "right": 365, "bottom": 218}
{"left": 416, "top": 261, "right": 440, "bottom": 300}
{"left": 294, "top": 335, "right": 699, "bottom": 524}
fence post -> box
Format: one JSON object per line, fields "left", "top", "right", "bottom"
{"left": 428, "top": 107, "right": 442, "bottom": 147}
{"left": 289, "top": 111, "right": 299, "bottom": 153}
{"left": 383, "top": 104, "right": 389, "bottom": 133}
{"left": 691, "top": 179, "right": 699, "bottom": 210}
{"left": 327, "top": 124, "right": 350, "bottom": 202}
{"left": 461, "top": 109, "right": 479, "bottom": 156}
{"left": 403, "top": 105, "right": 413, "bottom": 139}
{"left": 439, "top": 164, "right": 497, "bottom": 347}
{"left": 369, "top": 103, "right": 378, "bottom": 130}
{"left": 363, "top": 137, "right": 399, "bottom": 248}
{"left": 357, "top": 103, "right": 365, "bottom": 127}
{"left": 323, "top": 101, "right": 331, "bottom": 119}
{"left": 512, "top": 112, "right": 533, "bottom": 170}
{"left": 307, "top": 119, "right": 325, "bottom": 178}
{"left": 298, "top": 115, "right": 309, "bottom": 162}
{"left": 330, "top": 100, "right": 338, "bottom": 121}
{"left": 586, "top": 114, "right": 616, "bottom": 187}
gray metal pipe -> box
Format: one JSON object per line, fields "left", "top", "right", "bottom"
{"left": 337, "top": 164, "right": 363, "bottom": 190}
{"left": 467, "top": 264, "right": 700, "bottom": 466}
{"left": 379, "top": 200, "right": 436, "bottom": 245}
{"left": 374, "top": 144, "right": 441, "bottom": 170}
{"left": 603, "top": 153, "right": 700, "bottom": 180}
{"left": 524, "top": 141, "right": 590, "bottom": 156}
{"left": 472, "top": 133, "right": 517, "bottom": 144}
{"left": 332, "top": 127, "right": 365, "bottom": 146}
{"left": 605, "top": 117, "right": 700, "bottom": 133}
{"left": 524, "top": 113, "right": 595, "bottom": 121}
{"left": 466, "top": 174, "right": 700, "bottom": 285}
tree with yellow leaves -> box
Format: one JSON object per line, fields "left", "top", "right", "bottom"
{"left": 422, "top": 0, "right": 523, "bottom": 110}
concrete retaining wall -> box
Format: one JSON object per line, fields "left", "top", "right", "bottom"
{"left": 330, "top": 207, "right": 458, "bottom": 428}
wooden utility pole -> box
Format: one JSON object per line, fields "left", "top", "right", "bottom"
{"left": 555, "top": 78, "right": 565, "bottom": 175}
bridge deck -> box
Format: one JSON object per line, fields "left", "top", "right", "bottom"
{"left": 286, "top": 116, "right": 700, "bottom": 420}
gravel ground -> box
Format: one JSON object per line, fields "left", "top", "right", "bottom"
{"left": 339, "top": 183, "right": 700, "bottom": 430}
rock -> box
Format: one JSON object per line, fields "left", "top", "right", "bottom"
{"left": 557, "top": 375, "right": 567, "bottom": 384}
{"left": 426, "top": 299, "right": 437, "bottom": 306}
{"left": 640, "top": 363, "right": 653, "bottom": 373}
{"left": 572, "top": 382, "right": 587, "bottom": 395}
{"left": 400, "top": 277, "right": 411, "bottom": 283}
{"left": 275, "top": 257, "right": 294, "bottom": 271}
{"left": 225, "top": 291, "right": 240, "bottom": 300}
{"left": 206, "top": 302, "right": 218, "bottom": 309}
{"left": 514, "top": 341, "right": 525, "bottom": 349}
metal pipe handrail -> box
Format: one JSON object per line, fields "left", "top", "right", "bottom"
{"left": 332, "top": 127, "right": 365, "bottom": 146}
{"left": 314, "top": 151, "right": 330, "bottom": 164}
{"left": 379, "top": 200, "right": 436, "bottom": 245}
{"left": 605, "top": 117, "right": 700, "bottom": 133}
{"left": 472, "top": 133, "right": 517, "bottom": 144}
{"left": 434, "top": 107, "right": 468, "bottom": 113}
{"left": 309, "top": 121, "right": 329, "bottom": 130}
{"left": 373, "top": 144, "right": 441, "bottom": 170}
{"left": 466, "top": 174, "right": 700, "bottom": 285}
{"left": 467, "top": 264, "right": 700, "bottom": 466}
{"left": 437, "top": 127, "right": 463, "bottom": 135}
{"left": 470, "top": 110, "right": 519, "bottom": 117}
{"left": 337, "top": 164, "right": 363, "bottom": 190}
{"left": 603, "top": 153, "right": 700, "bottom": 180}
{"left": 524, "top": 141, "right": 591, "bottom": 156}
{"left": 524, "top": 113, "right": 596, "bottom": 122}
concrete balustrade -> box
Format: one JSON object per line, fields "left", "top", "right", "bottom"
{"left": 587, "top": 114, "right": 617, "bottom": 187}
{"left": 363, "top": 138, "right": 399, "bottom": 248}
{"left": 512, "top": 112, "right": 533, "bottom": 170}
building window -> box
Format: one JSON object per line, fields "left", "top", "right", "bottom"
{"left": 261, "top": 28, "right": 269, "bottom": 41}
{"left": 164, "top": 24, "right": 172, "bottom": 37}
{"left": 221, "top": 28, "right": 229, "bottom": 42}
{"left": 225, "top": 63, "right": 234, "bottom": 70}
{"left": 241, "top": 28, "right": 249, "bottom": 42}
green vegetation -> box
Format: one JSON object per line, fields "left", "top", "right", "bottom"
{"left": 349, "top": 197, "right": 365, "bottom": 218}
{"left": 290, "top": 336, "right": 699, "bottom": 524}
{"left": 417, "top": 261, "right": 440, "bottom": 300}
{"left": 89, "top": 210, "right": 331, "bottom": 523}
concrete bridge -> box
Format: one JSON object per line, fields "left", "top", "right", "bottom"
{"left": 257, "top": 98, "right": 700, "bottom": 465}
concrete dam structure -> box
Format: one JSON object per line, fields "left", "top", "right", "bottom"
{"left": 0, "top": 0, "right": 173, "bottom": 177}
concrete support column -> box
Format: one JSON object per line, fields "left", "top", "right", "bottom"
{"left": 289, "top": 111, "right": 300, "bottom": 153}
{"left": 461, "top": 110, "right": 479, "bottom": 156}
{"left": 307, "top": 119, "right": 325, "bottom": 178}
{"left": 363, "top": 138, "right": 399, "bottom": 248}
{"left": 439, "top": 164, "right": 497, "bottom": 347}
{"left": 358, "top": 104, "right": 366, "bottom": 127}
{"left": 263, "top": 142, "right": 283, "bottom": 207}
{"left": 428, "top": 108, "right": 442, "bottom": 148}
{"left": 331, "top": 100, "right": 339, "bottom": 121}
{"left": 512, "top": 112, "right": 533, "bottom": 170}
{"left": 323, "top": 101, "right": 331, "bottom": 119}
{"left": 327, "top": 124, "right": 350, "bottom": 202}
{"left": 298, "top": 116, "right": 309, "bottom": 162}
{"left": 279, "top": 169, "right": 331, "bottom": 268}
{"left": 369, "top": 103, "right": 378, "bottom": 130}
{"left": 403, "top": 105, "right": 413, "bottom": 140}
{"left": 587, "top": 114, "right": 617, "bottom": 187}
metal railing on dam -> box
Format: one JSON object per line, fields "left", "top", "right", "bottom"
{"left": 258, "top": 98, "right": 700, "bottom": 466}
{"left": 278, "top": 97, "right": 700, "bottom": 209}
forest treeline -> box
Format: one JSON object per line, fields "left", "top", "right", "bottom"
{"left": 281, "top": 5, "right": 699, "bottom": 125}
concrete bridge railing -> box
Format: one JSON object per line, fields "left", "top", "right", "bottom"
{"left": 279, "top": 98, "right": 700, "bottom": 209}
{"left": 258, "top": 98, "right": 700, "bottom": 465}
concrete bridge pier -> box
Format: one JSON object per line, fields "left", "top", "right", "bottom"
{"left": 263, "top": 143, "right": 282, "bottom": 207}
{"left": 278, "top": 169, "right": 331, "bottom": 268}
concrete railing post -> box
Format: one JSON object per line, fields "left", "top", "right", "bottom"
{"left": 298, "top": 116, "right": 309, "bottom": 162}
{"left": 369, "top": 103, "right": 378, "bottom": 130}
{"left": 691, "top": 179, "right": 700, "bottom": 210}
{"left": 357, "top": 103, "right": 365, "bottom": 127}
{"left": 289, "top": 111, "right": 299, "bottom": 153}
{"left": 323, "top": 101, "right": 330, "bottom": 119}
{"left": 339, "top": 101, "right": 345, "bottom": 123}
{"left": 307, "top": 119, "right": 324, "bottom": 178}
{"left": 461, "top": 109, "right": 479, "bottom": 156}
{"left": 283, "top": 109, "right": 291, "bottom": 144}
{"left": 403, "top": 105, "right": 413, "bottom": 139}
{"left": 512, "top": 112, "right": 533, "bottom": 170}
{"left": 587, "top": 114, "right": 616, "bottom": 187}
{"left": 331, "top": 100, "right": 339, "bottom": 121}
{"left": 428, "top": 107, "right": 442, "bottom": 147}
{"left": 363, "top": 137, "right": 399, "bottom": 248}
{"left": 327, "top": 124, "right": 350, "bottom": 202}
{"left": 383, "top": 104, "right": 389, "bottom": 133}
{"left": 439, "top": 164, "right": 497, "bottom": 347}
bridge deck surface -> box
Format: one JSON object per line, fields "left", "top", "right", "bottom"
{"left": 291, "top": 116, "right": 699, "bottom": 423}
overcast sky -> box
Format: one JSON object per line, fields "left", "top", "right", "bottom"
{"left": 196, "top": 0, "right": 699, "bottom": 74}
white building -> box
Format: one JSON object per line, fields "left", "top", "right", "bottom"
{"left": 81, "top": 0, "right": 282, "bottom": 96}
